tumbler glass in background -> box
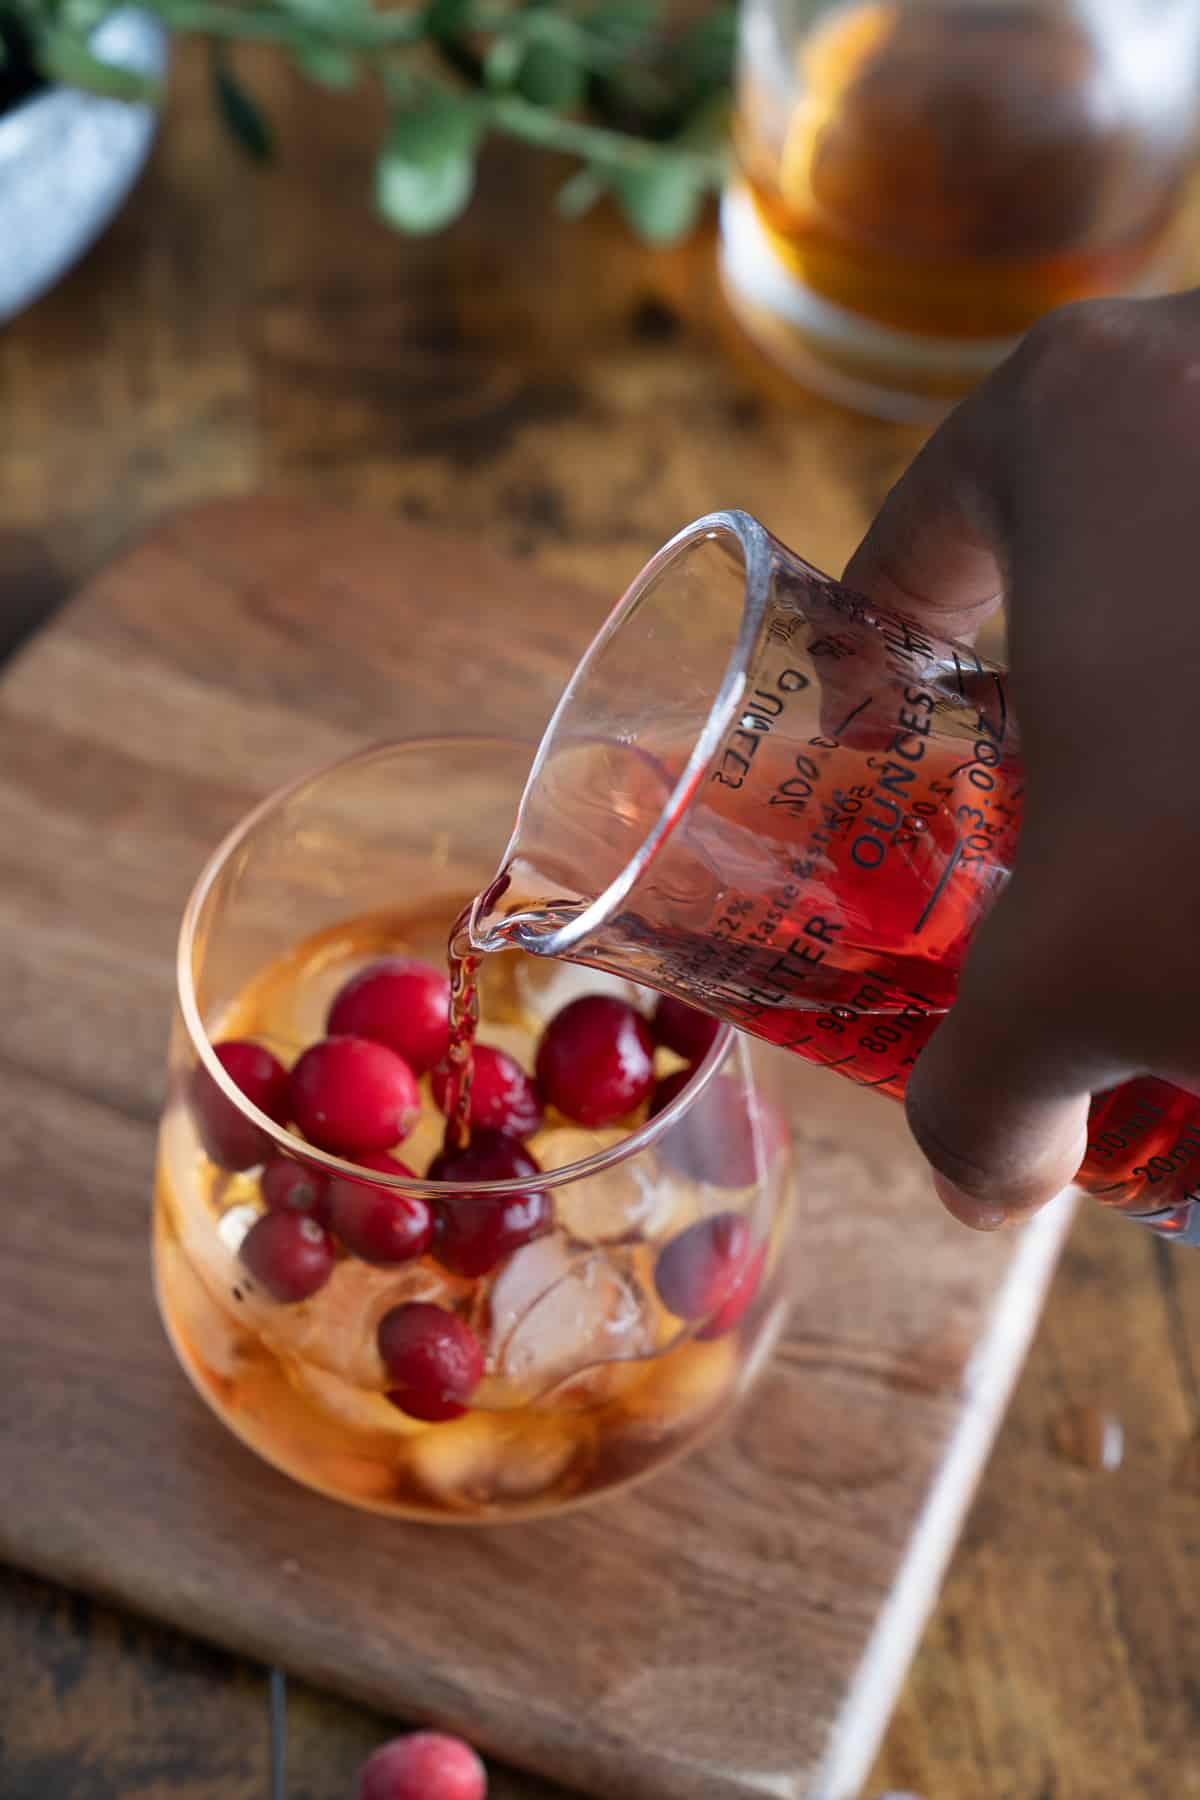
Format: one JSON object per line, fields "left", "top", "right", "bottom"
{"left": 720, "top": 0, "right": 1200, "bottom": 420}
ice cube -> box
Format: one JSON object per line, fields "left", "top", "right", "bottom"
{"left": 534, "top": 1126, "right": 627, "bottom": 1171}
{"left": 488, "top": 1234, "right": 571, "bottom": 1338}
{"left": 170, "top": 1182, "right": 256, "bottom": 1306}
{"left": 489, "top": 1235, "right": 656, "bottom": 1395}
{"left": 257, "top": 1257, "right": 460, "bottom": 1387}
{"left": 164, "top": 1165, "right": 263, "bottom": 1344}
{"left": 535, "top": 1128, "right": 693, "bottom": 1243}
{"left": 408, "top": 1410, "right": 584, "bottom": 1507}
{"left": 284, "top": 1358, "right": 427, "bottom": 1437}
{"left": 620, "top": 1336, "right": 739, "bottom": 1433}
{"left": 159, "top": 1230, "right": 246, "bottom": 1383}
{"left": 159, "top": 1100, "right": 207, "bottom": 1196}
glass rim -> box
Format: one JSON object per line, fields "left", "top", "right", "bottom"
{"left": 476, "top": 509, "right": 775, "bottom": 962}
{"left": 177, "top": 732, "right": 737, "bottom": 1198}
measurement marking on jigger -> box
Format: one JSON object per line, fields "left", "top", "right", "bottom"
{"left": 912, "top": 838, "right": 964, "bottom": 935}
{"left": 833, "top": 695, "right": 873, "bottom": 735}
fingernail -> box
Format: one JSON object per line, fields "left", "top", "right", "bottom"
{"left": 931, "top": 1170, "right": 1009, "bottom": 1232}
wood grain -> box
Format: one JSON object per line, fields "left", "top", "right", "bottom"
{"left": 0, "top": 498, "right": 1070, "bottom": 1800}
{"left": 869, "top": 1207, "right": 1200, "bottom": 1800}
{"left": 1, "top": 40, "right": 1199, "bottom": 1800}
{"left": 0, "top": 45, "right": 926, "bottom": 599}
{"left": 0, "top": 1567, "right": 572, "bottom": 1800}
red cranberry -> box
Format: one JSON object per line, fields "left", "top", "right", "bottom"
{"left": 426, "top": 1129, "right": 540, "bottom": 1185}
{"left": 327, "top": 1151, "right": 432, "bottom": 1265}
{"left": 377, "top": 1303, "right": 484, "bottom": 1422}
{"left": 191, "top": 1040, "right": 289, "bottom": 1170}
{"left": 327, "top": 957, "right": 451, "bottom": 1076}
{"left": 426, "top": 1131, "right": 550, "bottom": 1278}
{"left": 432, "top": 1045, "right": 543, "bottom": 1140}
{"left": 697, "top": 1243, "right": 766, "bottom": 1339}
{"left": 260, "top": 1156, "right": 331, "bottom": 1222}
{"left": 654, "top": 1211, "right": 757, "bottom": 1326}
{"left": 535, "top": 996, "right": 655, "bottom": 1127}
{"left": 648, "top": 1067, "right": 695, "bottom": 1118}
{"left": 288, "top": 1036, "right": 419, "bottom": 1154}
{"left": 652, "top": 995, "right": 721, "bottom": 1063}
{"left": 238, "top": 1211, "right": 334, "bottom": 1303}
{"left": 658, "top": 1077, "right": 788, "bottom": 1187}
{"left": 355, "top": 1732, "right": 486, "bottom": 1800}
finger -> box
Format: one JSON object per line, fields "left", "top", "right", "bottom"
{"left": 904, "top": 880, "right": 1109, "bottom": 1227}
{"left": 820, "top": 396, "right": 1007, "bottom": 743}
{"left": 908, "top": 1019, "right": 1090, "bottom": 1229}
{"left": 841, "top": 395, "right": 1005, "bottom": 645}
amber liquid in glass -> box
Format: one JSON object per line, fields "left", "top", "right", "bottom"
{"left": 155, "top": 905, "right": 787, "bottom": 1521}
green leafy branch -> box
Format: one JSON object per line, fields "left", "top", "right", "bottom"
{"left": 1, "top": 0, "right": 736, "bottom": 241}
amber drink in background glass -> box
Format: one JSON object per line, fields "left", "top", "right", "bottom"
{"left": 720, "top": 0, "right": 1200, "bottom": 419}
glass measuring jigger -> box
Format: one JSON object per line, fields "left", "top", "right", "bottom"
{"left": 469, "top": 510, "right": 1200, "bottom": 1242}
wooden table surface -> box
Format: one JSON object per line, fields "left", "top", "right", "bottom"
{"left": 2, "top": 42, "right": 1200, "bottom": 1800}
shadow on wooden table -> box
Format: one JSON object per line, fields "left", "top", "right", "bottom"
{"left": 0, "top": 532, "right": 68, "bottom": 662}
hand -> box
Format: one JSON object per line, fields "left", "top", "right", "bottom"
{"left": 843, "top": 292, "right": 1200, "bottom": 1230}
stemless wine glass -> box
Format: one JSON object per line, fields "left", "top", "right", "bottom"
{"left": 154, "top": 737, "right": 795, "bottom": 1523}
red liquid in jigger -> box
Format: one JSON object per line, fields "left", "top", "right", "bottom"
{"left": 474, "top": 709, "right": 1200, "bottom": 1226}
{"left": 718, "top": 749, "right": 1200, "bottom": 1222}
{"left": 705, "top": 761, "right": 1200, "bottom": 1221}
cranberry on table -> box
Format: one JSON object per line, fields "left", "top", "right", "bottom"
{"left": 652, "top": 995, "right": 722, "bottom": 1063}
{"left": 327, "top": 1152, "right": 432, "bottom": 1265}
{"left": 377, "top": 1302, "right": 485, "bottom": 1422}
{"left": 535, "top": 995, "right": 655, "bottom": 1127}
{"left": 191, "top": 1039, "right": 289, "bottom": 1170}
{"left": 327, "top": 957, "right": 451, "bottom": 1076}
{"left": 238, "top": 1211, "right": 335, "bottom": 1303}
{"left": 654, "top": 1211, "right": 761, "bottom": 1335}
{"left": 288, "top": 1036, "right": 419, "bottom": 1155}
{"left": 432, "top": 1044, "right": 543, "bottom": 1140}
{"left": 260, "top": 1156, "right": 330, "bottom": 1222}
{"left": 427, "top": 1130, "right": 550, "bottom": 1278}
{"left": 355, "top": 1732, "right": 487, "bottom": 1800}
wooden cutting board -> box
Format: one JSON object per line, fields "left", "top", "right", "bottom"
{"left": 0, "top": 499, "right": 1073, "bottom": 1800}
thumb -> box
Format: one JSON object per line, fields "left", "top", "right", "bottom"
{"left": 904, "top": 885, "right": 1094, "bottom": 1230}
